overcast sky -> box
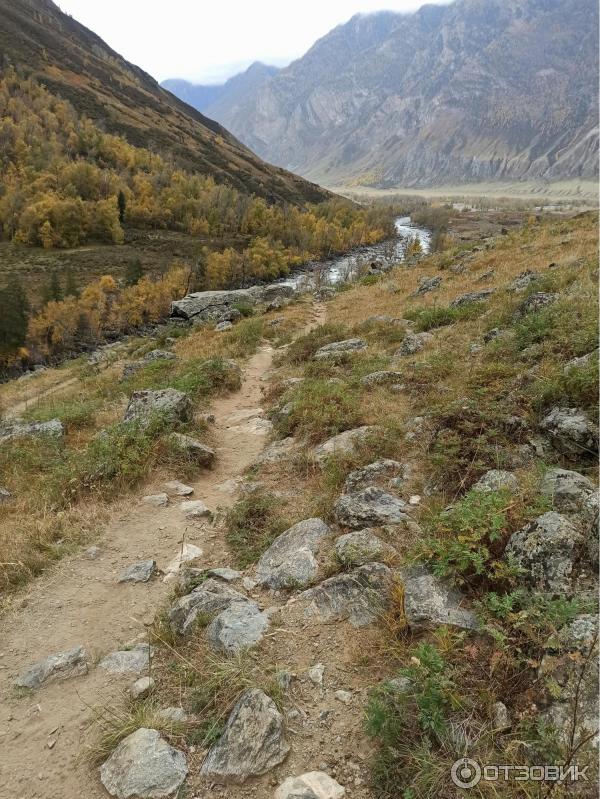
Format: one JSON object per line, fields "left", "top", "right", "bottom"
{"left": 56, "top": 0, "right": 451, "bottom": 84}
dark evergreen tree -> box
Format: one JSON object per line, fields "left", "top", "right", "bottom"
{"left": 117, "top": 190, "right": 126, "bottom": 224}
{"left": 64, "top": 267, "right": 79, "bottom": 297}
{"left": 124, "top": 258, "right": 144, "bottom": 286}
{"left": 0, "top": 277, "right": 30, "bottom": 358}
{"left": 41, "top": 269, "right": 63, "bottom": 304}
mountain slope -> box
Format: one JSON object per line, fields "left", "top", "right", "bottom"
{"left": 162, "top": 62, "right": 279, "bottom": 117}
{"left": 205, "top": 0, "right": 599, "bottom": 187}
{"left": 0, "top": 0, "right": 327, "bottom": 204}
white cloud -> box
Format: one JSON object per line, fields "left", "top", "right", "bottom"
{"left": 56, "top": 0, "right": 454, "bottom": 83}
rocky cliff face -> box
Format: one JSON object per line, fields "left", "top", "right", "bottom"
{"left": 198, "top": 0, "right": 599, "bottom": 187}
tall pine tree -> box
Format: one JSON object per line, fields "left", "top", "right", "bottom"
{"left": 0, "top": 277, "right": 30, "bottom": 360}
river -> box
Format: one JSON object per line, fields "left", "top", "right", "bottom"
{"left": 280, "top": 216, "right": 431, "bottom": 291}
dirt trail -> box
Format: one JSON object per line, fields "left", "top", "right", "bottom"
{"left": 3, "top": 375, "right": 81, "bottom": 419}
{"left": 0, "top": 303, "right": 329, "bottom": 799}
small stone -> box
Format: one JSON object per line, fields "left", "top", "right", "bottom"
{"left": 216, "top": 321, "right": 233, "bottom": 332}
{"left": 255, "top": 518, "right": 330, "bottom": 589}
{"left": 334, "top": 690, "right": 353, "bottom": 705}
{"left": 517, "top": 292, "right": 558, "bottom": 315}
{"left": 130, "top": 676, "right": 154, "bottom": 700}
{"left": 395, "top": 332, "right": 433, "bottom": 356}
{"left": 164, "top": 480, "right": 194, "bottom": 496}
{"left": 335, "top": 487, "right": 410, "bottom": 529}
{"left": 86, "top": 546, "right": 101, "bottom": 559}
{"left": 492, "top": 701, "right": 511, "bottom": 730}
{"left": 409, "top": 495, "right": 421, "bottom": 505}
{"left": 170, "top": 433, "right": 216, "bottom": 467}
{"left": 307, "top": 664, "right": 325, "bottom": 686}
{"left": 449, "top": 289, "right": 494, "bottom": 308}
{"left": 401, "top": 566, "right": 478, "bottom": 630}
{"left": 14, "top": 646, "right": 88, "bottom": 689}
{"left": 118, "top": 560, "right": 156, "bottom": 583}
{"left": 98, "top": 644, "right": 153, "bottom": 674}
{"left": 168, "top": 580, "right": 248, "bottom": 635}
{"left": 156, "top": 707, "right": 188, "bottom": 723}
{"left": 142, "top": 493, "right": 168, "bottom": 508}
{"left": 180, "top": 500, "right": 212, "bottom": 520}
{"left": 207, "top": 567, "right": 242, "bottom": 582}
{"left": 471, "top": 470, "right": 518, "bottom": 494}
{"left": 334, "top": 529, "right": 396, "bottom": 567}
{"left": 163, "top": 544, "right": 203, "bottom": 579}
{"left": 360, "top": 371, "right": 404, "bottom": 387}
{"left": 314, "top": 339, "right": 367, "bottom": 359}
{"left": 344, "top": 459, "right": 404, "bottom": 493}
{"left": 0, "top": 487, "right": 11, "bottom": 503}
{"left": 313, "top": 427, "right": 378, "bottom": 465}
{"left": 275, "top": 771, "right": 346, "bottom": 799}
{"left": 242, "top": 576, "right": 257, "bottom": 591}
{"left": 206, "top": 601, "right": 269, "bottom": 654}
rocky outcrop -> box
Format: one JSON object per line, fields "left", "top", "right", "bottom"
{"left": 334, "top": 529, "right": 396, "bottom": 566}
{"left": 200, "top": 689, "right": 289, "bottom": 783}
{"left": 171, "top": 289, "right": 258, "bottom": 321}
{"left": 100, "top": 728, "right": 188, "bottom": 799}
{"left": 539, "top": 407, "right": 598, "bottom": 458}
{"left": 335, "top": 487, "right": 411, "bottom": 529}
{"left": 124, "top": 389, "right": 191, "bottom": 427}
{"left": 206, "top": 601, "right": 269, "bottom": 654}
{"left": 275, "top": 772, "right": 346, "bottom": 799}
{"left": 169, "top": 433, "right": 215, "bottom": 466}
{"left": 14, "top": 646, "right": 88, "bottom": 689}
{"left": 400, "top": 566, "right": 478, "bottom": 630}
{"left": 313, "top": 339, "right": 367, "bottom": 360}
{"left": 255, "top": 518, "right": 331, "bottom": 589}
{"left": 98, "top": 644, "right": 153, "bottom": 674}
{"left": 0, "top": 418, "right": 64, "bottom": 444}
{"left": 313, "top": 427, "right": 377, "bottom": 464}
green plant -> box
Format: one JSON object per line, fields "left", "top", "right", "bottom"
{"left": 278, "top": 323, "right": 348, "bottom": 366}
{"left": 404, "top": 302, "right": 485, "bottom": 332}
{"left": 225, "top": 490, "right": 290, "bottom": 567}
{"left": 273, "top": 378, "right": 363, "bottom": 443}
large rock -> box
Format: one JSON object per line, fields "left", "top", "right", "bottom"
{"left": 413, "top": 275, "right": 442, "bottom": 296}
{"left": 297, "top": 563, "right": 392, "bottom": 627}
{"left": 118, "top": 560, "right": 157, "bottom": 583}
{"left": 313, "top": 426, "right": 377, "bottom": 464}
{"left": 539, "top": 407, "right": 598, "bottom": 459}
{"left": 200, "top": 689, "right": 289, "bottom": 783}
{"left": 335, "top": 487, "right": 411, "bottom": 529}
{"left": 449, "top": 289, "right": 494, "bottom": 307}
{"left": 206, "top": 601, "right": 269, "bottom": 654}
{"left": 100, "top": 728, "right": 188, "bottom": 799}
{"left": 507, "top": 270, "right": 539, "bottom": 292}
{"left": 169, "top": 433, "right": 215, "bottom": 467}
{"left": 504, "top": 512, "right": 581, "bottom": 592}
{"left": 344, "top": 459, "right": 405, "bottom": 493}
{"left": 14, "top": 646, "right": 88, "bottom": 689}
{"left": 171, "top": 289, "right": 257, "bottom": 321}
{"left": 541, "top": 468, "right": 596, "bottom": 515}
{"left": 168, "top": 579, "right": 248, "bottom": 635}
{"left": 471, "top": 470, "right": 518, "bottom": 494}
{"left": 98, "top": 644, "right": 153, "bottom": 674}
{"left": 313, "top": 339, "right": 367, "bottom": 359}
{"left": 124, "top": 389, "right": 191, "bottom": 427}
{"left": 395, "top": 332, "right": 433, "bottom": 356}
{"left": 257, "top": 437, "right": 297, "bottom": 464}
{"left": 0, "top": 418, "right": 64, "bottom": 444}
{"left": 517, "top": 292, "right": 558, "bottom": 315}
{"left": 360, "top": 370, "right": 404, "bottom": 387}
{"left": 275, "top": 772, "right": 346, "bottom": 799}
{"left": 255, "top": 518, "right": 330, "bottom": 589}
{"left": 334, "top": 529, "right": 396, "bottom": 566}
{"left": 400, "top": 566, "right": 478, "bottom": 630}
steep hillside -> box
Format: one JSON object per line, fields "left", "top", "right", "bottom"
{"left": 0, "top": 0, "right": 326, "bottom": 204}
{"left": 162, "top": 62, "right": 279, "bottom": 116}
{"left": 204, "top": 0, "right": 599, "bottom": 188}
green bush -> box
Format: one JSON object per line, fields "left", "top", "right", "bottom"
{"left": 404, "top": 302, "right": 485, "bottom": 332}
{"left": 273, "top": 378, "right": 362, "bottom": 443}
{"left": 278, "top": 323, "right": 347, "bottom": 366}
{"left": 225, "top": 491, "right": 290, "bottom": 567}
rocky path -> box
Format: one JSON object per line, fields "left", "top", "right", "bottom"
{"left": 0, "top": 341, "right": 281, "bottom": 799}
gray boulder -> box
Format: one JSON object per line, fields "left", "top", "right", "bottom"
{"left": 517, "top": 292, "right": 558, "bottom": 315}
{"left": 335, "top": 529, "right": 396, "bottom": 566}
{"left": 297, "top": 563, "right": 392, "bottom": 627}
{"left": 255, "top": 518, "right": 330, "bottom": 589}
{"left": 216, "top": 321, "right": 233, "bottom": 332}
{"left": 0, "top": 418, "right": 64, "bottom": 444}
{"left": 14, "top": 645, "right": 88, "bottom": 689}
{"left": 98, "top": 644, "right": 153, "bottom": 674}
{"left": 142, "top": 493, "right": 169, "bottom": 507}
{"left": 257, "top": 437, "right": 297, "bottom": 464}
{"left": 504, "top": 512, "right": 581, "bottom": 592}
{"left": 206, "top": 567, "right": 242, "bottom": 582}
{"left": 541, "top": 468, "right": 596, "bottom": 515}
{"left": 507, "top": 270, "right": 539, "bottom": 292}
{"left": 206, "top": 602, "right": 269, "bottom": 654}
{"left": 471, "top": 470, "right": 518, "bottom": 494}
{"left": 360, "top": 371, "right": 404, "bottom": 387}
{"left": 413, "top": 276, "right": 442, "bottom": 296}
{"left": 275, "top": 772, "right": 346, "bottom": 799}
{"left": 313, "top": 426, "right": 377, "bottom": 464}
{"left": 539, "top": 407, "right": 598, "bottom": 458}
{"left": 171, "top": 289, "right": 256, "bottom": 321}
{"left": 0, "top": 486, "right": 11, "bottom": 503}
{"left": 400, "top": 566, "right": 478, "bottom": 630}
{"left": 313, "top": 339, "right": 367, "bottom": 359}
{"left": 168, "top": 579, "right": 248, "bottom": 635}
{"left": 169, "top": 433, "right": 215, "bottom": 467}
{"left": 449, "top": 289, "right": 494, "bottom": 307}
{"left": 100, "top": 728, "right": 187, "bottom": 799}
{"left": 344, "top": 459, "right": 405, "bottom": 493}
{"left": 124, "top": 389, "right": 191, "bottom": 427}
{"left": 544, "top": 614, "right": 598, "bottom": 654}
{"left": 200, "top": 688, "right": 289, "bottom": 783}
{"left": 395, "top": 332, "right": 433, "bottom": 356}
{"left": 118, "top": 560, "right": 157, "bottom": 584}
{"left": 335, "top": 487, "right": 410, "bottom": 529}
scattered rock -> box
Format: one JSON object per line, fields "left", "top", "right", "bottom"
{"left": 360, "top": 371, "right": 404, "bottom": 387}
{"left": 507, "top": 270, "right": 539, "bottom": 292}
{"left": 541, "top": 468, "right": 596, "bottom": 516}
{"left": 400, "top": 566, "right": 478, "bottom": 630}
{"left": 257, "top": 437, "right": 298, "bottom": 464}
{"left": 313, "top": 426, "right": 377, "bottom": 465}
{"left": 395, "top": 332, "right": 433, "bottom": 356}
{"left": 335, "top": 487, "right": 410, "bottom": 529}
{"left": 492, "top": 701, "right": 511, "bottom": 731}
{"left": 476, "top": 268, "right": 495, "bottom": 282}
{"left": 98, "top": 644, "right": 153, "bottom": 674}
{"left": 164, "top": 480, "right": 194, "bottom": 496}
{"left": 216, "top": 321, "right": 233, "bottom": 332}
{"left": 0, "top": 418, "right": 64, "bottom": 444}
{"left": 0, "top": 486, "right": 11, "bottom": 503}
{"left": 156, "top": 707, "right": 188, "bottom": 723}
{"left": 206, "top": 601, "right": 269, "bottom": 654}
{"left": 169, "top": 433, "right": 216, "bottom": 467}
{"left": 171, "top": 288, "right": 257, "bottom": 321}
{"left": 517, "top": 292, "right": 558, "bottom": 315}
{"left": 563, "top": 350, "right": 598, "bottom": 374}
{"left": 100, "top": 728, "right": 187, "bottom": 799}
{"left": 334, "top": 690, "right": 353, "bottom": 705}
{"left": 313, "top": 339, "right": 367, "bottom": 359}
{"left": 118, "top": 560, "right": 157, "bottom": 583}
{"left": 307, "top": 664, "right": 325, "bottom": 686}
{"left": 180, "top": 499, "right": 212, "bottom": 520}
{"left": 124, "top": 389, "right": 191, "bottom": 427}
{"left": 142, "top": 493, "right": 169, "bottom": 508}
{"left": 163, "top": 544, "right": 203, "bottom": 579}
{"left": 539, "top": 407, "right": 598, "bottom": 458}
{"left": 344, "top": 459, "right": 405, "bottom": 493}
{"left": 14, "top": 646, "right": 88, "bottom": 689}
{"left": 504, "top": 512, "right": 581, "bottom": 593}
{"left": 168, "top": 579, "right": 248, "bottom": 635}
{"left": 200, "top": 689, "right": 289, "bottom": 783}
{"left": 255, "top": 518, "right": 330, "bottom": 589}
{"left": 335, "top": 529, "right": 396, "bottom": 566}
{"left": 86, "top": 546, "right": 101, "bottom": 559}
{"left": 471, "top": 470, "right": 518, "bottom": 494}
{"left": 130, "top": 676, "right": 154, "bottom": 700}
{"left": 207, "top": 567, "right": 242, "bottom": 582}
{"left": 412, "top": 276, "right": 441, "bottom": 296}
{"left": 275, "top": 771, "right": 345, "bottom": 799}
{"left": 449, "top": 289, "right": 494, "bottom": 307}
{"left": 297, "top": 563, "right": 392, "bottom": 627}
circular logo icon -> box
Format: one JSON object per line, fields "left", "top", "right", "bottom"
{"left": 451, "top": 758, "right": 482, "bottom": 789}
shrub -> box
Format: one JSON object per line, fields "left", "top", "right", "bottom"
{"left": 404, "top": 302, "right": 485, "bottom": 332}
{"left": 278, "top": 323, "right": 348, "bottom": 366}
{"left": 273, "top": 378, "right": 363, "bottom": 443}
{"left": 225, "top": 491, "right": 291, "bottom": 567}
